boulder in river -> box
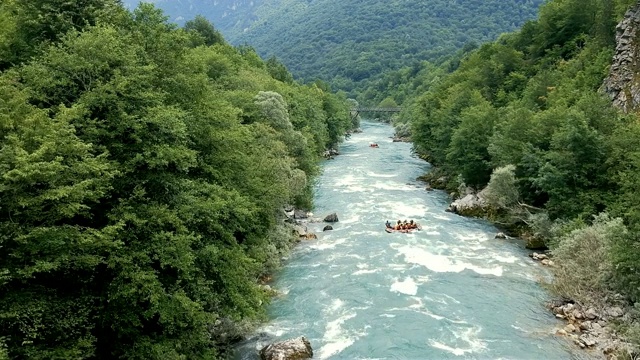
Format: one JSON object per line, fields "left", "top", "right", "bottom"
{"left": 259, "top": 336, "right": 313, "bottom": 360}
{"left": 324, "top": 213, "right": 339, "bottom": 222}
{"left": 323, "top": 225, "right": 333, "bottom": 231}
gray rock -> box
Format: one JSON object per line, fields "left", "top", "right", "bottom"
{"left": 580, "top": 334, "right": 598, "bottom": 347}
{"left": 602, "top": 3, "right": 640, "bottom": 113}
{"left": 585, "top": 307, "right": 598, "bottom": 320}
{"left": 294, "top": 209, "right": 308, "bottom": 219}
{"left": 292, "top": 225, "right": 308, "bottom": 237}
{"left": 323, "top": 213, "right": 339, "bottom": 222}
{"left": 323, "top": 225, "right": 333, "bottom": 231}
{"left": 260, "top": 336, "right": 313, "bottom": 360}
{"left": 579, "top": 321, "right": 592, "bottom": 331}
{"left": 607, "top": 306, "right": 624, "bottom": 318}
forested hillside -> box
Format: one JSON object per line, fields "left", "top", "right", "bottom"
{"left": 122, "top": 0, "right": 263, "bottom": 30}
{"left": 0, "top": 1, "right": 352, "bottom": 358}
{"left": 395, "top": 0, "right": 640, "bottom": 351}
{"left": 124, "top": 0, "right": 545, "bottom": 100}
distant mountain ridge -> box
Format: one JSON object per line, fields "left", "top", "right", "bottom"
{"left": 125, "top": 0, "right": 545, "bottom": 96}
{"left": 122, "top": 0, "right": 263, "bottom": 31}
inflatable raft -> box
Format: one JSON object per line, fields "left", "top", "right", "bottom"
{"left": 385, "top": 228, "right": 412, "bottom": 233}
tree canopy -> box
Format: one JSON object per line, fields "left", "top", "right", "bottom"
{"left": 0, "top": 1, "right": 352, "bottom": 358}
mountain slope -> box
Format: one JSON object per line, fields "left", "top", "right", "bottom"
{"left": 125, "top": 0, "right": 544, "bottom": 97}
{"left": 121, "top": 0, "right": 264, "bottom": 30}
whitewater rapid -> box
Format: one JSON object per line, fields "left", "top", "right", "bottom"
{"left": 235, "top": 121, "right": 573, "bottom": 359}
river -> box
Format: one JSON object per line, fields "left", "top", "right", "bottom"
{"left": 235, "top": 121, "right": 575, "bottom": 359}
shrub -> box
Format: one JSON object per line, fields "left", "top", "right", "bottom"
{"left": 550, "top": 213, "right": 626, "bottom": 305}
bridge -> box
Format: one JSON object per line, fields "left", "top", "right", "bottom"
{"left": 351, "top": 107, "right": 402, "bottom": 113}
{"left": 350, "top": 107, "right": 402, "bottom": 121}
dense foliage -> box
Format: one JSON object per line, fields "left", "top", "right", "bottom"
{"left": 124, "top": 0, "right": 545, "bottom": 102}
{"left": 400, "top": 0, "right": 640, "bottom": 345}
{"left": 0, "top": 1, "right": 352, "bottom": 358}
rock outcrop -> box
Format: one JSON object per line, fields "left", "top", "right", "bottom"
{"left": 602, "top": 3, "right": 640, "bottom": 113}
{"left": 550, "top": 301, "right": 635, "bottom": 355}
{"left": 259, "top": 337, "right": 313, "bottom": 360}
{"left": 446, "top": 189, "right": 488, "bottom": 216}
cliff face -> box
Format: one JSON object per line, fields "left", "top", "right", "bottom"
{"left": 603, "top": 3, "right": 640, "bottom": 113}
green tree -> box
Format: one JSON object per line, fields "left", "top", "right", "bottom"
{"left": 0, "top": 0, "right": 124, "bottom": 68}
{"left": 484, "top": 165, "right": 520, "bottom": 209}
{"left": 0, "top": 76, "right": 118, "bottom": 359}
{"left": 184, "top": 15, "right": 225, "bottom": 46}
{"left": 445, "top": 100, "right": 496, "bottom": 187}
{"left": 266, "top": 56, "right": 295, "bottom": 84}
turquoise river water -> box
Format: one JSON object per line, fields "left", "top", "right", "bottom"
{"left": 235, "top": 121, "right": 578, "bottom": 359}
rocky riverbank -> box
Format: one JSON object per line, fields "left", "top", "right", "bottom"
{"left": 419, "top": 169, "right": 638, "bottom": 358}
{"left": 548, "top": 300, "right": 635, "bottom": 357}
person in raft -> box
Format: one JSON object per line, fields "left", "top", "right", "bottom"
{"left": 385, "top": 220, "right": 393, "bottom": 229}
{"left": 394, "top": 220, "right": 403, "bottom": 230}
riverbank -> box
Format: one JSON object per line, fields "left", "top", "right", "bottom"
{"left": 418, "top": 166, "right": 638, "bottom": 359}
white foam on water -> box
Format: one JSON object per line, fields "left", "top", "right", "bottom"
{"left": 407, "top": 299, "right": 446, "bottom": 321}
{"left": 339, "top": 214, "right": 362, "bottom": 224}
{"left": 424, "top": 295, "right": 448, "bottom": 305}
{"left": 428, "top": 326, "right": 487, "bottom": 356}
{"left": 492, "top": 254, "right": 520, "bottom": 264}
{"left": 432, "top": 214, "right": 453, "bottom": 221}
{"left": 441, "top": 293, "right": 461, "bottom": 304}
{"left": 454, "top": 231, "right": 490, "bottom": 243}
{"left": 334, "top": 185, "right": 370, "bottom": 193}
{"left": 388, "top": 297, "right": 449, "bottom": 322}
{"left": 424, "top": 230, "right": 441, "bottom": 236}
{"left": 386, "top": 262, "right": 411, "bottom": 272}
{"left": 277, "top": 287, "right": 290, "bottom": 296}
{"left": 353, "top": 269, "right": 379, "bottom": 275}
{"left": 328, "top": 298, "right": 345, "bottom": 313}
{"left": 310, "top": 237, "right": 348, "bottom": 250}
{"left": 260, "top": 323, "right": 292, "bottom": 337}
{"left": 318, "top": 312, "right": 357, "bottom": 359}
{"left": 370, "top": 181, "right": 415, "bottom": 191}
{"left": 387, "top": 203, "right": 428, "bottom": 219}
{"left": 366, "top": 171, "right": 396, "bottom": 178}
{"left": 333, "top": 174, "right": 358, "bottom": 187}
{"left": 398, "top": 246, "right": 503, "bottom": 276}
{"left": 390, "top": 277, "right": 419, "bottom": 295}
{"left": 380, "top": 313, "right": 396, "bottom": 318}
